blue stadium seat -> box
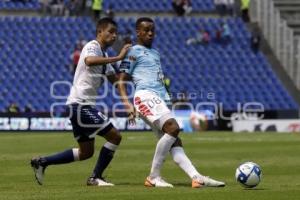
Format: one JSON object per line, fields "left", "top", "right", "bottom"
{"left": 0, "top": 16, "right": 298, "bottom": 111}
{"left": 0, "top": 0, "right": 40, "bottom": 10}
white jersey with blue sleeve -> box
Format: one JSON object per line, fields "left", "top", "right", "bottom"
{"left": 119, "top": 44, "right": 170, "bottom": 101}
{"left": 66, "top": 40, "right": 115, "bottom": 105}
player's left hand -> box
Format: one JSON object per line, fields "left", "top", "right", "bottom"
{"left": 128, "top": 111, "right": 136, "bottom": 126}
{"left": 125, "top": 103, "right": 136, "bottom": 126}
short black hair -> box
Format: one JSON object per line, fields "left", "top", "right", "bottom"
{"left": 136, "top": 17, "right": 154, "bottom": 29}
{"left": 96, "top": 17, "right": 117, "bottom": 34}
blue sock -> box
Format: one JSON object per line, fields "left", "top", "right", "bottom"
{"left": 91, "top": 147, "right": 114, "bottom": 178}
{"left": 42, "top": 149, "right": 75, "bottom": 166}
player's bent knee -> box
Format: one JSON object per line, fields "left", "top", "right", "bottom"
{"left": 170, "top": 127, "right": 180, "bottom": 137}
{"left": 78, "top": 140, "right": 95, "bottom": 160}
{"left": 162, "top": 119, "right": 180, "bottom": 137}
{"left": 104, "top": 128, "right": 122, "bottom": 145}
{"left": 112, "top": 132, "right": 122, "bottom": 145}
{"left": 79, "top": 149, "right": 94, "bottom": 160}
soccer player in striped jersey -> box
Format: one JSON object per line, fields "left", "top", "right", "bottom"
{"left": 118, "top": 17, "right": 225, "bottom": 188}
{"left": 30, "top": 18, "right": 131, "bottom": 186}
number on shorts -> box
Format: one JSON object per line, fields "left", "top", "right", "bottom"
{"left": 147, "top": 97, "right": 162, "bottom": 108}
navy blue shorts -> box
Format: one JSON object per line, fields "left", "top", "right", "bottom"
{"left": 69, "top": 104, "right": 114, "bottom": 142}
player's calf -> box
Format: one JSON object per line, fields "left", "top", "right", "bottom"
{"left": 30, "top": 157, "right": 47, "bottom": 185}
{"left": 90, "top": 127, "right": 121, "bottom": 179}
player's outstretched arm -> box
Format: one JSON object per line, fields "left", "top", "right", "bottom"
{"left": 117, "top": 72, "right": 136, "bottom": 125}
{"left": 85, "top": 44, "right": 132, "bottom": 66}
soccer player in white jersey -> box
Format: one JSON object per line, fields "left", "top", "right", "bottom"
{"left": 118, "top": 17, "right": 225, "bottom": 188}
{"left": 30, "top": 18, "right": 131, "bottom": 186}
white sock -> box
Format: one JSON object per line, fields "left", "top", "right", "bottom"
{"left": 150, "top": 134, "right": 177, "bottom": 178}
{"left": 104, "top": 142, "right": 118, "bottom": 151}
{"left": 170, "top": 147, "right": 201, "bottom": 179}
{"left": 72, "top": 148, "right": 80, "bottom": 161}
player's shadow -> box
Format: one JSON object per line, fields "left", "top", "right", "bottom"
{"left": 175, "top": 183, "right": 267, "bottom": 190}
{"left": 117, "top": 182, "right": 193, "bottom": 187}
{"left": 244, "top": 188, "right": 267, "bottom": 191}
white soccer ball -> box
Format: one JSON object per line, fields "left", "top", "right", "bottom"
{"left": 235, "top": 162, "right": 262, "bottom": 188}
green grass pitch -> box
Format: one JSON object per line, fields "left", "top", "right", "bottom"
{"left": 0, "top": 131, "right": 300, "bottom": 200}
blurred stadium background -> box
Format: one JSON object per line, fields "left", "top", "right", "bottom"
{"left": 1, "top": 0, "right": 300, "bottom": 132}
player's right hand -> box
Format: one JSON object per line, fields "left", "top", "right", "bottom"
{"left": 118, "top": 44, "right": 132, "bottom": 60}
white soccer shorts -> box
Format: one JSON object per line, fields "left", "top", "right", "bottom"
{"left": 134, "top": 90, "right": 174, "bottom": 130}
